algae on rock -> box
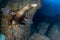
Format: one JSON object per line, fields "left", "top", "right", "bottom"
{"left": 1, "top": 0, "right": 41, "bottom": 40}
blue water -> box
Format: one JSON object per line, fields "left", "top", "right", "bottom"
{"left": 0, "top": 34, "right": 6, "bottom": 40}
{"left": 32, "top": 0, "right": 60, "bottom": 34}
{"left": 41, "top": 0, "right": 60, "bottom": 18}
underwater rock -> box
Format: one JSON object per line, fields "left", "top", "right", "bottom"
{"left": 47, "top": 22, "right": 60, "bottom": 40}
{"left": 1, "top": 0, "right": 41, "bottom": 40}
{"left": 28, "top": 33, "right": 49, "bottom": 40}
{"left": 1, "top": 5, "right": 35, "bottom": 40}
{"left": 37, "top": 22, "right": 50, "bottom": 35}
{"left": 1, "top": 19, "right": 31, "bottom": 40}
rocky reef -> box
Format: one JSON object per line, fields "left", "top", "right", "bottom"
{"left": 1, "top": 0, "right": 41, "bottom": 40}
{"left": 1, "top": 0, "right": 60, "bottom": 40}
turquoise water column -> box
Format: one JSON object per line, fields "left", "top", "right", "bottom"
{"left": 0, "top": 34, "right": 7, "bottom": 40}
{"left": 41, "top": 0, "right": 60, "bottom": 18}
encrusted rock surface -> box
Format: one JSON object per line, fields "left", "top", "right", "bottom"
{"left": 37, "top": 22, "right": 50, "bottom": 35}
{"left": 1, "top": 0, "right": 41, "bottom": 40}
{"left": 47, "top": 22, "right": 60, "bottom": 40}
{"left": 28, "top": 33, "right": 49, "bottom": 40}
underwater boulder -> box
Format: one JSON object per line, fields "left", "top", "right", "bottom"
{"left": 28, "top": 33, "right": 49, "bottom": 40}
{"left": 1, "top": 0, "right": 41, "bottom": 40}
{"left": 37, "top": 22, "right": 50, "bottom": 35}
{"left": 47, "top": 22, "right": 60, "bottom": 40}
